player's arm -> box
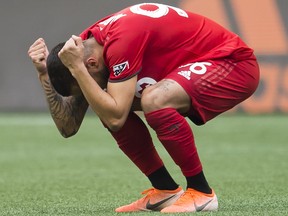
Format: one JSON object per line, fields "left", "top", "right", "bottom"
{"left": 64, "top": 59, "right": 136, "bottom": 131}
{"left": 39, "top": 74, "right": 89, "bottom": 137}
{"left": 76, "top": 73, "right": 136, "bottom": 131}
{"left": 59, "top": 36, "right": 136, "bottom": 131}
{"left": 28, "top": 38, "right": 89, "bottom": 138}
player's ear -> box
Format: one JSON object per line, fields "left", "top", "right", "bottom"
{"left": 86, "top": 57, "right": 98, "bottom": 70}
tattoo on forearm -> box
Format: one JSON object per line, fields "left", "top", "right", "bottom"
{"left": 43, "top": 79, "right": 68, "bottom": 120}
{"left": 42, "top": 79, "right": 88, "bottom": 137}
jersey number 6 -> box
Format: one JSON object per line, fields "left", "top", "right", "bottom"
{"left": 130, "top": 3, "right": 188, "bottom": 18}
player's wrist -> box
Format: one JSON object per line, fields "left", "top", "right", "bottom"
{"left": 38, "top": 71, "right": 49, "bottom": 81}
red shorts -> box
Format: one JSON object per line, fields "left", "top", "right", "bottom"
{"left": 166, "top": 56, "right": 260, "bottom": 125}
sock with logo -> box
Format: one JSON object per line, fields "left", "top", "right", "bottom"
{"left": 145, "top": 108, "right": 203, "bottom": 178}
{"left": 106, "top": 112, "right": 164, "bottom": 176}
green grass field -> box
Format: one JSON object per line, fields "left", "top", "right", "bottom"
{"left": 0, "top": 113, "right": 287, "bottom": 216}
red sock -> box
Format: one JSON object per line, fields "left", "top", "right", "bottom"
{"left": 105, "top": 112, "right": 164, "bottom": 176}
{"left": 145, "top": 108, "right": 202, "bottom": 176}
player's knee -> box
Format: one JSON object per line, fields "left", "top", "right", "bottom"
{"left": 141, "top": 87, "right": 166, "bottom": 113}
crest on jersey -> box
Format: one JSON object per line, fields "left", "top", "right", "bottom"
{"left": 113, "top": 61, "right": 129, "bottom": 76}
{"left": 135, "top": 77, "right": 157, "bottom": 98}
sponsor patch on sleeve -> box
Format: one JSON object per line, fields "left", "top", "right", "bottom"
{"left": 113, "top": 61, "right": 129, "bottom": 76}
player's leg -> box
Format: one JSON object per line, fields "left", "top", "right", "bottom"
{"left": 142, "top": 80, "right": 212, "bottom": 192}
{"left": 152, "top": 58, "right": 258, "bottom": 213}
{"left": 102, "top": 112, "right": 183, "bottom": 212}
{"left": 107, "top": 112, "right": 178, "bottom": 189}
{"left": 141, "top": 78, "right": 217, "bottom": 211}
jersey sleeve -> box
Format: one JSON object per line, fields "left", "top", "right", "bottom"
{"left": 104, "top": 29, "right": 150, "bottom": 82}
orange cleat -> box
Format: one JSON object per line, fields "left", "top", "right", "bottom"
{"left": 115, "top": 187, "right": 184, "bottom": 212}
{"left": 161, "top": 188, "right": 218, "bottom": 213}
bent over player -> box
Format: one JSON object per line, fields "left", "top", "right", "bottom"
{"left": 28, "top": 3, "right": 259, "bottom": 213}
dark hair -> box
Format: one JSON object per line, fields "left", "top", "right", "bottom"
{"left": 46, "top": 42, "right": 77, "bottom": 96}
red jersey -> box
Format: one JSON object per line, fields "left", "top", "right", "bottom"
{"left": 80, "top": 3, "right": 254, "bottom": 86}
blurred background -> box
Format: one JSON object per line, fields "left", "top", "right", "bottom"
{"left": 0, "top": 0, "right": 287, "bottom": 114}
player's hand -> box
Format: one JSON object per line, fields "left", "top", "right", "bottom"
{"left": 58, "top": 35, "right": 86, "bottom": 77}
{"left": 28, "top": 38, "right": 49, "bottom": 75}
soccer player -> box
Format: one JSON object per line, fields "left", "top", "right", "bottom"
{"left": 28, "top": 3, "right": 259, "bottom": 213}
